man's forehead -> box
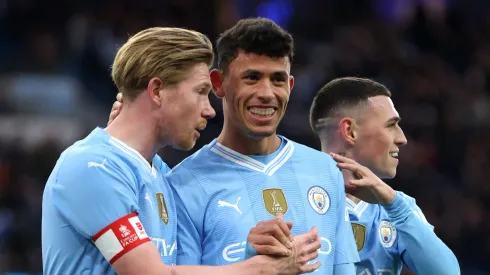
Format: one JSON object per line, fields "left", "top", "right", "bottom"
{"left": 183, "top": 63, "right": 211, "bottom": 86}
{"left": 231, "top": 51, "right": 290, "bottom": 72}
{"left": 367, "top": 96, "right": 399, "bottom": 118}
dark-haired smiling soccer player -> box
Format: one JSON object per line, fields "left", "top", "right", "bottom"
{"left": 309, "top": 77, "right": 460, "bottom": 275}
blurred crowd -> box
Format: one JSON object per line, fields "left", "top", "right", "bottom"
{"left": 0, "top": 0, "right": 489, "bottom": 274}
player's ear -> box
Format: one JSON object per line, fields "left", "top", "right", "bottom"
{"left": 210, "top": 69, "right": 225, "bottom": 98}
{"left": 288, "top": 75, "right": 294, "bottom": 93}
{"left": 147, "top": 77, "right": 164, "bottom": 106}
{"left": 338, "top": 117, "right": 357, "bottom": 145}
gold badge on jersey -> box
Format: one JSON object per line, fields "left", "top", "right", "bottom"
{"left": 156, "top": 192, "right": 169, "bottom": 225}
{"left": 262, "top": 188, "right": 288, "bottom": 216}
{"left": 351, "top": 222, "right": 366, "bottom": 251}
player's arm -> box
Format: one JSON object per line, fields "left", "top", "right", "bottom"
{"left": 112, "top": 239, "right": 323, "bottom": 275}
{"left": 112, "top": 242, "right": 300, "bottom": 275}
{"left": 170, "top": 226, "right": 323, "bottom": 275}
{"left": 330, "top": 153, "right": 460, "bottom": 274}
{"left": 50, "top": 150, "right": 173, "bottom": 275}
{"left": 385, "top": 193, "right": 461, "bottom": 275}
{"left": 331, "top": 160, "right": 359, "bottom": 274}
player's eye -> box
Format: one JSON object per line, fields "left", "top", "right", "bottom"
{"left": 197, "top": 88, "right": 210, "bottom": 95}
{"left": 388, "top": 122, "right": 399, "bottom": 128}
{"left": 244, "top": 74, "right": 260, "bottom": 81}
{"left": 272, "top": 76, "right": 286, "bottom": 83}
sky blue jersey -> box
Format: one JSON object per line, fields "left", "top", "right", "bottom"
{"left": 166, "top": 136, "right": 359, "bottom": 274}
{"left": 42, "top": 128, "right": 176, "bottom": 275}
{"left": 348, "top": 192, "right": 460, "bottom": 275}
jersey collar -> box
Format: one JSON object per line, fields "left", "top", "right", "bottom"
{"left": 346, "top": 197, "right": 369, "bottom": 218}
{"left": 209, "top": 137, "right": 294, "bottom": 176}
{"left": 109, "top": 136, "right": 158, "bottom": 178}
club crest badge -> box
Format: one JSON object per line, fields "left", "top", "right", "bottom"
{"left": 307, "top": 186, "right": 330, "bottom": 214}
{"left": 156, "top": 192, "right": 169, "bottom": 225}
{"left": 263, "top": 188, "right": 288, "bottom": 216}
{"left": 379, "top": 220, "right": 397, "bottom": 248}
{"left": 351, "top": 222, "right": 366, "bottom": 251}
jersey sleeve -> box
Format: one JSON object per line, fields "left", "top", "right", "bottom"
{"left": 333, "top": 167, "right": 360, "bottom": 265}
{"left": 384, "top": 192, "right": 460, "bottom": 274}
{"left": 396, "top": 192, "right": 434, "bottom": 254}
{"left": 166, "top": 163, "right": 207, "bottom": 264}
{"left": 50, "top": 149, "right": 150, "bottom": 263}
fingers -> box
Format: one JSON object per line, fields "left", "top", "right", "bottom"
{"left": 249, "top": 219, "right": 294, "bottom": 256}
{"left": 294, "top": 226, "right": 318, "bottom": 247}
{"left": 252, "top": 234, "right": 290, "bottom": 256}
{"left": 300, "top": 261, "right": 322, "bottom": 274}
{"left": 116, "top": 92, "right": 123, "bottom": 102}
{"left": 267, "top": 222, "right": 293, "bottom": 249}
{"left": 336, "top": 162, "right": 364, "bottom": 180}
{"left": 273, "top": 216, "right": 295, "bottom": 244}
{"left": 107, "top": 101, "right": 122, "bottom": 126}
{"left": 348, "top": 178, "right": 370, "bottom": 187}
{"left": 336, "top": 162, "right": 361, "bottom": 173}
{"left": 112, "top": 101, "right": 122, "bottom": 112}
{"left": 275, "top": 213, "right": 294, "bottom": 234}
{"left": 295, "top": 227, "right": 321, "bottom": 259}
{"left": 261, "top": 216, "right": 294, "bottom": 244}
{"left": 303, "top": 235, "right": 321, "bottom": 254}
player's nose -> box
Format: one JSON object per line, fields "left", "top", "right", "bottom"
{"left": 395, "top": 128, "right": 407, "bottom": 146}
{"left": 255, "top": 80, "right": 275, "bottom": 102}
{"left": 202, "top": 100, "right": 216, "bottom": 120}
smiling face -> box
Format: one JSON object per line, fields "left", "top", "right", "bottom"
{"left": 352, "top": 96, "right": 408, "bottom": 178}
{"left": 212, "top": 51, "right": 294, "bottom": 140}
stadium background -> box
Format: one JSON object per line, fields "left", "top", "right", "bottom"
{"left": 0, "top": 0, "right": 488, "bottom": 274}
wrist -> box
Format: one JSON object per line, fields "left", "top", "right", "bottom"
{"left": 243, "top": 255, "right": 275, "bottom": 275}
{"left": 380, "top": 188, "right": 397, "bottom": 205}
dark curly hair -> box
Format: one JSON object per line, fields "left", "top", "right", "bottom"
{"left": 216, "top": 18, "right": 294, "bottom": 72}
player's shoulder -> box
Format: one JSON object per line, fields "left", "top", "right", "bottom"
{"left": 286, "top": 138, "right": 338, "bottom": 167}
{"left": 171, "top": 141, "right": 218, "bottom": 172}
{"left": 61, "top": 133, "right": 121, "bottom": 166}
{"left": 166, "top": 142, "right": 214, "bottom": 183}
{"left": 54, "top": 128, "right": 141, "bottom": 181}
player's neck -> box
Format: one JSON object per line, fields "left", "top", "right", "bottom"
{"left": 217, "top": 126, "right": 281, "bottom": 156}
{"left": 322, "top": 144, "right": 362, "bottom": 205}
{"left": 105, "top": 104, "right": 159, "bottom": 163}
{"left": 347, "top": 193, "right": 362, "bottom": 205}
{"left": 320, "top": 139, "right": 344, "bottom": 156}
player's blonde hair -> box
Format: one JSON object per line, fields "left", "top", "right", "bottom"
{"left": 111, "top": 27, "right": 214, "bottom": 101}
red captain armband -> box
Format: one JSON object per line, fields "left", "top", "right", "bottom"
{"left": 92, "top": 212, "right": 150, "bottom": 264}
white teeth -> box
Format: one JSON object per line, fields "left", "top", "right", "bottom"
{"left": 390, "top": 152, "right": 399, "bottom": 158}
{"left": 248, "top": 107, "right": 275, "bottom": 117}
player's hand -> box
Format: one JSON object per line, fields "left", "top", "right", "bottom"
{"left": 330, "top": 153, "right": 396, "bottom": 205}
{"left": 268, "top": 226, "right": 322, "bottom": 275}
{"left": 247, "top": 213, "right": 294, "bottom": 257}
{"left": 107, "top": 92, "right": 123, "bottom": 126}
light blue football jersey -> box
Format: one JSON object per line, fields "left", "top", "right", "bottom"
{"left": 42, "top": 127, "right": 177, "bottom": 275}
{"left": 347, "top": 192, "right": 433, "bottom": 275}
{"left": 167, "top": 136, "right": 359, "bottom": 274}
